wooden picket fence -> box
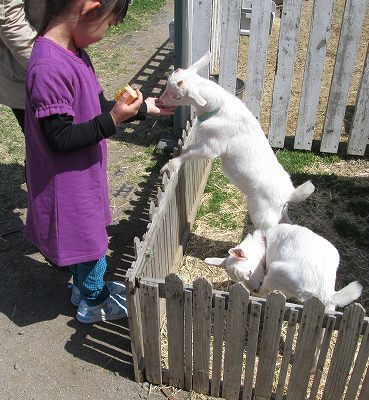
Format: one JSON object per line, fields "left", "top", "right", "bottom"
{"left": 125, "top": 119, "right": 369, "bottom": 399}
{"left": 123, "top": 0, "right": 369, "bottom": 398}
{"left": 177, "top": 0, "right": 369, "bottom": 155}
{"left": 137, "top": 274, "right": 369, "bottom": 400}
{"left": 125, "top": 121, "right": 213, "bottom": 383}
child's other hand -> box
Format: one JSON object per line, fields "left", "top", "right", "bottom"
{"left": 110, "top": 89, "right": 144, "bottom": 125}
{"left": 145, "top": 97, "right": 176, "bottom": 116}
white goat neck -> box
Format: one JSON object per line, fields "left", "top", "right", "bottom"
{"left": 197, "top": 106, "right": 221, "bottom": 123}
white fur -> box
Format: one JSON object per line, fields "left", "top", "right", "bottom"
{"left": 159, "top": 52, "right": 315, "bottom": 230}
{"left": 205, "top": 224, "right": 362, "bottom": 312}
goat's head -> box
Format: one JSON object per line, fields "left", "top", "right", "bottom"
{"left": 159, "top": 51, "right": 211, "bottom": 107}
{"left": 205, "top": 247, "right": 255, "bottom": 281}
{"left": 204, "top": 230, "right": 267, "bottom": 284}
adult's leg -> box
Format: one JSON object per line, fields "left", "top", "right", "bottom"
{"left": 11, "top": 108, "right": 25, "bottom": 133}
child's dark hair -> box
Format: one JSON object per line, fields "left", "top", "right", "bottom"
{"left": 38, "top": 0, "right": 129, "bottom": 36}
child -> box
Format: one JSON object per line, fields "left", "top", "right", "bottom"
{"left": 24, "top": 0, "right": 174, "bottom": 323}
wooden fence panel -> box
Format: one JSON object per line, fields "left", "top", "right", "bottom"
{"left": 286, "top": 298, "right": 325, "bottom": 400}
{"left": 211, "top": 294, "right": 226, "bottom": 398}
{"left": 222, "top": 283, "right": 249, "bottom": 400}
{"left": 321, "top": 0, "right": 368, "bottom": 153}
{"left": 210, "top": 0, "right": 222, "bottom": 72}
{"left": 166, "top": 274, "right": 185, "bottom": 388}
{"left": 245, "top": 0, "right": 274, "bottom": 120}
{"left": 254, "top": 292, "right": 286, "bottom": 400}
{"left": 192, "top": 0, "right": 213, "bottom": 78}
{"left": 322, "top": 304, "right": 365, "bottom": 400}
{"left": 275, "top": 308, "right": 299, "bottom": 400}
{"left": 308, "top": 315, "right": 337, "bottom": 400}
{"left": 344, "top": 323, "right": 369, "bottom": 400}
{"left": 125, "top": 276, "right": 144, "bottom": 383}
{"left": 358, "top": 364, "right": 369, "bottom": 400}
{"left": 242, "top": 301, "right": 262, "bottom": 400}
{"left": 348, "top": 43, "right": 369, "bottom": 156}
{"left": 268, "top": 0, "right": 303, "bottom": 148}
{"left": 193, "top": 277, "right": 213, "bottom": 394}
{"left": 184, "top": 289, "right": 193, "bottom": 391}
{"left": 140, "top": 282, "right": 162, "bottom": 385}
{"left": 218, "top": 0, "right": 242, "bottom": 94}
{"left": 294, "top": 0, "right": 334, "bottom": 150}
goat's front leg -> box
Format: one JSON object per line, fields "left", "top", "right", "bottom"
{"left": 160, "top": 143, "right": 218, "bottom": 176}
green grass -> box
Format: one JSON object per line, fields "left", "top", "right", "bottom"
{"left": 275, "top": 149, "right": 340, "bottom": 175}
{"left": 0, "top": 105, "right": 24, "bottom": 165}
{"left": 107, "top": 0, "right": 167, "bottom": 36}
{"left": 196, "top": 159, "right": 245, "bottom": 230}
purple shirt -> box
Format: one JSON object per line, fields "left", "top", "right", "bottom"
{"left": 25, "top": 37, "right": 111, "bottom": 266}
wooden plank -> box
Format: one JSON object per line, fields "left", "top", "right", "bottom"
{"left": 242, "top": 301, "right": 262, "bottom": 400}
{"left": 140, "top": 282, "right": 162, "bottom": 385}
{"left": 294, "top": 0, "right": 334, "bottom": 150}
{"left": 308, "top": 315, "right": 336, "bottom": 400}
{"left": 358, "top": 363, "right": 369, "bottom": 400}
{"left": 286, "top": 298, "right": 326, "bottom": 400}
{"left": 193, "top": 277, "right": 213, "bottom": 394}
{"left": 125, "top": 280, "right": 144, "bottom": 383}
{"left": 165, "top": 274, "right": 185, "bottom": 388}
{"left": 192, "top": 0, "right": 213, "bottom": 78}
{"left": 322, "top": 303, "right": 365, "bottom": 400}
{"left": 321, "top": 0, "right": 368, "bottom": 153}
{"left": 218, "top": 0, "right": 242, "bottom": 94}
{"left": 184, "top": 290, "right": 193, "bottom": 391}
{"left": 275, "top": 308, "right": 299, "bottom": 400}
{"left": 269, "top": 0, "right": 303, "bottom": 147}
{"left": 344, "top": 323, "right": 369, "bottom": 400}
{"left": 244, "top": 0, "right": 273, "bottom": 119}
{"left": 210, "top": 294, "right": 226, "bottom": 398}
{"left": 348, "top": 43, "right": 369, "bottom": 155}
{"left": 210, "top": 0, "right": 222, "bottom": 72}
{"left": 222, "top": 283, "right": 249, "bottom": 400}
{"left": 254, "top": 291, "right": 286, "bottom": 400}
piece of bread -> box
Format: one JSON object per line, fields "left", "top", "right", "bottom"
{"left": 114, "top": 84, "right": 138, "bottom": 104}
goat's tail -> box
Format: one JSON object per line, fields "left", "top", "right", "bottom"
{"left": 331, "top": 281, "right": 363, "bottom": 307}
{"left": 289, "top": 180, "right": 315, "bottom": 203}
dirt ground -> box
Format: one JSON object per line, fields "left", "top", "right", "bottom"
{"left": 0, "top": 2, "right": 185, "bottom": 399}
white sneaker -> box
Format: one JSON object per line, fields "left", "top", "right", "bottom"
{"left": 76, "top": 293, "right": 127, "bottom": 324}
{"left": 71, "top": 281, "right": 126, "bottom": 306}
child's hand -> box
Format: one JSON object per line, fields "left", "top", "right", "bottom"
{"left": 145, "top": 97, "right": 176, "bottom": 116}
{"left": 110, "top": 89, "right": 144, "bottom": 125}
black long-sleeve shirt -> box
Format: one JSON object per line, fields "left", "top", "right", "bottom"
{"left": 40, "top": 91, "right": 147, "bottom": 152}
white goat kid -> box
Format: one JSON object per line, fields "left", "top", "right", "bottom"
{"left": 159, "top": 52, "right": 315, "bottom": 230}
{"left": 205, "top": 224, "right": 362, "bottom": 312}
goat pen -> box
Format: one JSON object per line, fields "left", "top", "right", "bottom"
{"left": 125, "top": 0, "right": 369, "bottom": 398}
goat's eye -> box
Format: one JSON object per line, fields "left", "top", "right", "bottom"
{"left": 177, "top": 80, "right": 183, "bottom": 87}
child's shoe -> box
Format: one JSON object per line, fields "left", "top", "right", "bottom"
{"left": 76, "top": 293, "right": 127, "bottom": 323}
{"left": 71, "top": 281, "right": 126, "bottom": 306}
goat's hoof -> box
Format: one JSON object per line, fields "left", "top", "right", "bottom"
{"left": 160, "top": 164, "right": 170, "bottom": 176}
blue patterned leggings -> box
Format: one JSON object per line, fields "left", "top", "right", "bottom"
{"left": 69, "top": 256, "right": 110, "bottom": 306}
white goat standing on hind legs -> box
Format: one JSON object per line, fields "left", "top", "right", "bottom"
{"left": 159, "top": 51, "right": 315, "bottom": 230}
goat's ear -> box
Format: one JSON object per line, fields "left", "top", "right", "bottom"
{"left": 188, "top": 51, "right": 211, "bottom": 73}
{"left": 204, "top": 257, "right": 227, "bottom": 268}
{"left": 228, "top": 248, "right": 247, "bottom": 260}
{"left": 188, "top": 88, "right": 207, "bottom": 107}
